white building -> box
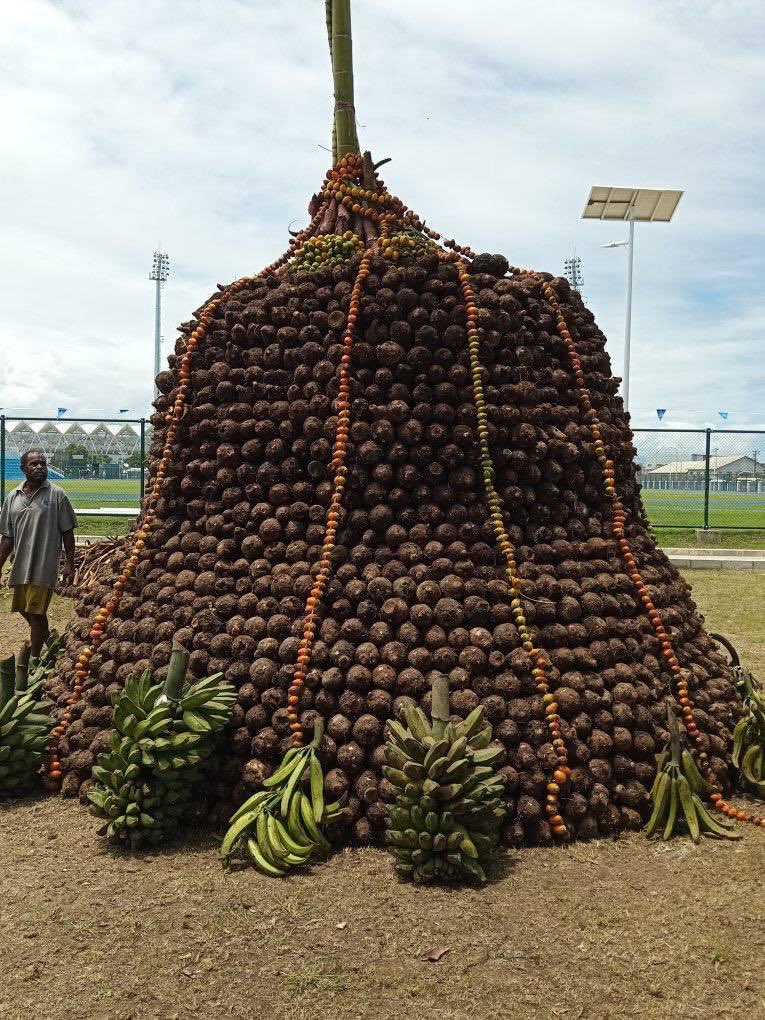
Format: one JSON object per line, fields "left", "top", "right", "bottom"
{"left": 642, "top": 455, "right": 765, "bottom": 492}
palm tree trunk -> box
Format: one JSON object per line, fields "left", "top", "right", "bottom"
{"left": 330, "top": 0, "right": 360, "bottom": 159}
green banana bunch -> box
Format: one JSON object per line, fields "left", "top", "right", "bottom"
{"left": 88, "top": 646, "right": 235, "bottom": 849}
{"left": 709, "top": 632, "right": 765, "bottom": 798}
{"left": 645, "top": 702, "right": 740, "bottom": 843}
{"left": 26, "top": 630, "right": 63, "bottom": 689}
{"left": 730, "top": 665, "right": 765, "bottom": 798}
{"left": 221, "top": 718, "right": 341, "bottom": 876}
{"left": 383, "top": 679, "right": 506, "bottom": 884}
{"left": 88, "top": 729, "right": 202, "bottom": 847}
{"left": 0, "top": 638, "right": 58, "bottom": 795}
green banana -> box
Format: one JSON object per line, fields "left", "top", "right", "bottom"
{"left": 692, "top": 795, "right": 741, "bottom": 839}
{"left": 309, "top": 755, "right": 324, "bottom": 823}
{"left": 246, "top": 835, "right": 285, "bottom": 877}
{"left": 229, "top": 790, "right": 271, "bottom": 825}
{"left": 662, "top": 779, "right": 679, "bottom": 841}
{"left": 731, "top": 716, "right": 750, "bottom": 769}
{"left": 403, "top": 705, "right": 431, "bottom": 743}
{"left": 221, "top": 809, "right": 260, "bottom": 858}
{"left": 454, "top": 707, "right": 485, "bottom": 741}
{"left": 676, "top": 775, "right": 700, "bottom": 843}
{"left": 280, "top": 751, "right": 307, "bottom": 818}
{"left": 383, "top": 743, "right": 410, "bottom": 771}
{"left": 650, "top": 749, "right": 670, "bottom": 798}
{"left": 298, "top": 792, "right": 331, "bottom": 853}
{"left": 274, "top": 816, "right": 313, "bottom": 858}
{"left": 681, "top": 750, "right": 709, "bottom": 795}
{"left": 181, "top": 709, "right": 212, "bottom": 734}
{"left": 644, "top": 771, "right": 670, "bottom": 837}
{"left": 423, "top": 739, "right": 449, "bottom": 771}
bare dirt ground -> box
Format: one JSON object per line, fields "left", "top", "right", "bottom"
{"left": 1, "top": 577, "right": 764, "bottom": 1020}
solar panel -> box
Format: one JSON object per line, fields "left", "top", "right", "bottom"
{"left": 582, "top": 187, "right": 683, "bottom": 222}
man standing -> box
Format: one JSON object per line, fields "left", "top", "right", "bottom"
{"left": 0, "top": 448, "right": 77, "bottom": 655}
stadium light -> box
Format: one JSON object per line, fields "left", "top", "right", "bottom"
{"left": 149, "top": 250, "right": 170, "bottom": 399}
{"left": 582, "top": 186, "right": 683, "bottom": 414}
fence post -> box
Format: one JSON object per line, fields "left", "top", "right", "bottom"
{"left": 703, "top": 428, "right": 712, "bottom": 530}
{"left": 139, "top": 418, "right": 146, "bottom": 502}
{"left": 0, "top": 415, "right": 5, "bottom": 507}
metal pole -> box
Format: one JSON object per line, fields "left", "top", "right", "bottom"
{"left": 623, "top": 217, "right": 635, "bottom": 414}
{"left": 0, "top": 415, "right": 5, "bottom": 507}
{"left": 153, "top": 275, "right": 162, "bottom": 398}
{"left": 139, "top": 418, "right": 146, "bottom": 502}
{"left": 703, "top": 429, "right": 711, "bottom": 530}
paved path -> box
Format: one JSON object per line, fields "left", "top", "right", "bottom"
{"left": 664, "top": 548, "right": 765, "bottom": 570}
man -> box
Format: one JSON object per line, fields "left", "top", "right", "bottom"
{"left": 0, "top": 448, "right": 77, "bottom": 655}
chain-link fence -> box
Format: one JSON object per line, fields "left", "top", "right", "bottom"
{"left": 635, "top": 429, "right": 765, "bottom": 529}
{"left": 2, "top": 418, "right": 764, "bottom": 533}
{"left": 0, "top": 416, "right": 150, "bottom": 531}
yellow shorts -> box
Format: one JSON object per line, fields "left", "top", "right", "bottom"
{"left": 11, "top": 584, "right": 54, "bottom": 616}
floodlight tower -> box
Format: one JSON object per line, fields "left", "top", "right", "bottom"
{"left": 563, "top": 255, "right": 583, "bottom": 294}
{"left": 149, "top": 250, "right": 170, "bottom": 398}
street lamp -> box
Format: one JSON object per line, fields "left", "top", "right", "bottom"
{"left": 582, "top": 186, "right": 683, "bottom": 414}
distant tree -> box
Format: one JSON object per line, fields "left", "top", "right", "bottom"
{"left": 51, "top": 443, "right": 88, "bottom": 469}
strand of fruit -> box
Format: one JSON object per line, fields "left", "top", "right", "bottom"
{"left": 286, "top": 235, "right": 381, "bottom": 746}
{"left": 440, "top": 250, "right": 571, "bottom": 840}
{"left": 519, "top": 268, "right": 765, "bottom": 831}
{"left": 319, "top": 154, "right": 475, "bottom": 258}
{"left": 44, "top": 200, "right": 333, "bottom": 786}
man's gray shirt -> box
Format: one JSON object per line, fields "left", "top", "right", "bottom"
{"left": 0, "top": 481, "right": 78, "bottom": 588}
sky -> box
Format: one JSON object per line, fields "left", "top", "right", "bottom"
{"left": 0, "top": 0, "right": 763, "bottom": 438}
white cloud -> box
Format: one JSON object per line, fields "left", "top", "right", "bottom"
{"left": 0, "top": 0, "right": 762, "bottom": 439}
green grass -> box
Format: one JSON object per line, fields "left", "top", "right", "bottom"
{"left": 654, "top": 529, "right": 765, "bottom": 550}
{"left": 49, "top": 479, "right": 138, "bottom": 536}
{"left": 684, "top": 569, "right": 765, "bottom": 675}
{"left": 55, "top": 478, "right": 141, "bottom": 509}
{"left": 640, "top": 487, "right": 765, "bottom": 529}
{"left": 76, "top": 516, "right": 133, "bottom": 538}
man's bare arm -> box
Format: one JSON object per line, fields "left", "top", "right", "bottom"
{"left": 0, "top": 535, "right": 13, "bottom": 587}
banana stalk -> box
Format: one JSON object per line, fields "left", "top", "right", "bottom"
{"left": 163, "top": 643, "right": 188, "bottom": 703}
{"left": 88, "top": 648, "right": 236, "bottom": 848}
{"left": 383, "top": 674, "right": 506, "bottom": 884}
{"left": 730, "top": 660, "right": 765, "bottom": 797}
{"left": 0, "top": 638, "right": 57, "bottom": 795}
{"left": 645, "top": 701, "right": 739, "bottom": 843}
{"left": 710, "top": 632, "right": 765, "bottom": 797}
{"left": 0, "top": 655, "right": 14, "bottom": 708}
{"left": 15, "top": 643, "right": 31, "bottom": 692}
{"left": 221, "top": 718, "right": 341, "bottom": 876}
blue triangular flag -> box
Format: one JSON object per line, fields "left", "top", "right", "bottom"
{"left": 57, "top": 407, "right": 67, "bottom": 418}
{"left": 718, "top": 411, "right": 729, "bottom": 420}
{"left": 656, "top": 409, "right": 666, "bottom": 421}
